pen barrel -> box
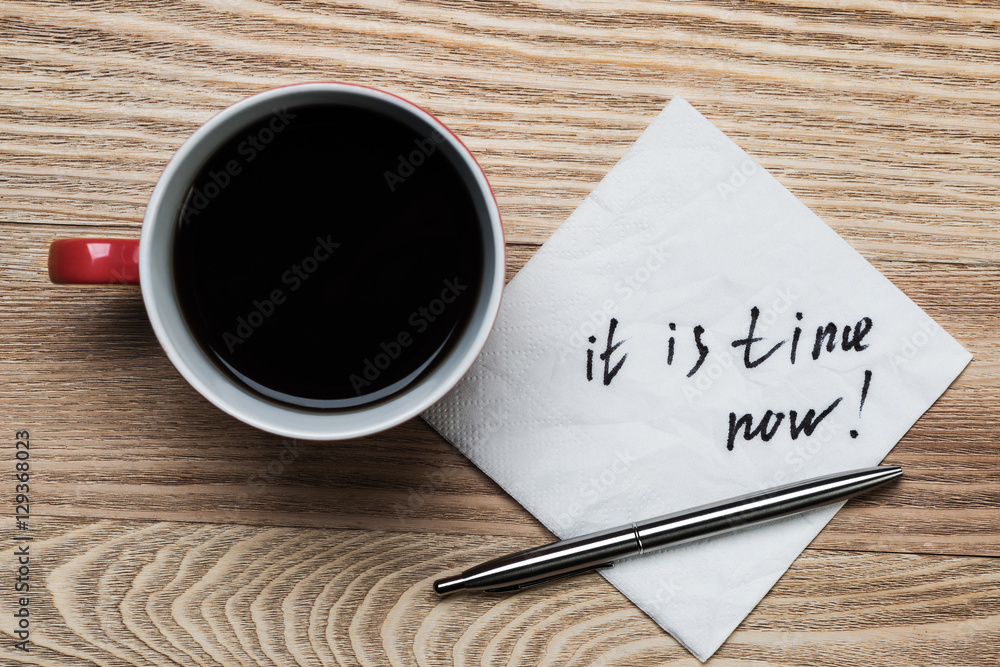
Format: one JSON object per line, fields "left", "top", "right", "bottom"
{"left": 456, "top": 525, "right": 640, "bottom": 592}
{"left": 635, "top": 466, "right": 901, "bottom": 552}
{"left": 439, "top": 465, "right": 900, "bottom": 594}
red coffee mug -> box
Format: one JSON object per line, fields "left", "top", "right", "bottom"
{"left": 49, "top": 83, "right": 505, "bottom": 440}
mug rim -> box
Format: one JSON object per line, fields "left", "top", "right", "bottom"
{"left": 140, "top": 83, "right": 504, "bottom": 440}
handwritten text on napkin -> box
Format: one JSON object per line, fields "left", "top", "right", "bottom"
{"left": 424, "top": 97, "right": 971, "bottom": 661}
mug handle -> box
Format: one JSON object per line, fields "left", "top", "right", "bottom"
{"left": 48, "top": 238, "right": 141, "bottom": 285}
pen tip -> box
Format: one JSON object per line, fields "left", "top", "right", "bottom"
{"left": 433, "top": 576, "right": 466, "bottom": 595}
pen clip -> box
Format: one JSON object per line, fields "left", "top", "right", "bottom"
{"left": 483, "top": 562, "right": 614, "bottom": 593}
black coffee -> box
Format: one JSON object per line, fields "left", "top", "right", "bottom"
{"left": 173, "top": 104, "right": 483, "bottom": 410}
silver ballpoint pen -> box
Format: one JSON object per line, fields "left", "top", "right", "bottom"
{"left": 434, "top": 465, "right": 901, "bottom": 595}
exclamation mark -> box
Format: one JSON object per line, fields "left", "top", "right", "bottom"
{"left": 849, "top": 370, "right": 872, "bottom": 439}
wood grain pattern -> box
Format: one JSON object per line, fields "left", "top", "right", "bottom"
{"left": 3, "top": 0, "right": 1000, "bottom": 260}
{"left": 0, "top": 516, "right": 997, "bottom": 666}
{"left": 1, "top": 0, "right": 998, "bottom": 664}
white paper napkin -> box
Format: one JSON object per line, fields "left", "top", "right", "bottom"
{"left": 423, "top": 97, "right": 971, "bottom": 661}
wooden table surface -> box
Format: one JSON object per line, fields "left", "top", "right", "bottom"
{"left": 2, "top": 1, "right": 998, "bottom": 665}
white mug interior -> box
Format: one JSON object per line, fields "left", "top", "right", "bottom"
{"left": 140, "top": 83, "right": 504, "bottom": 440}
